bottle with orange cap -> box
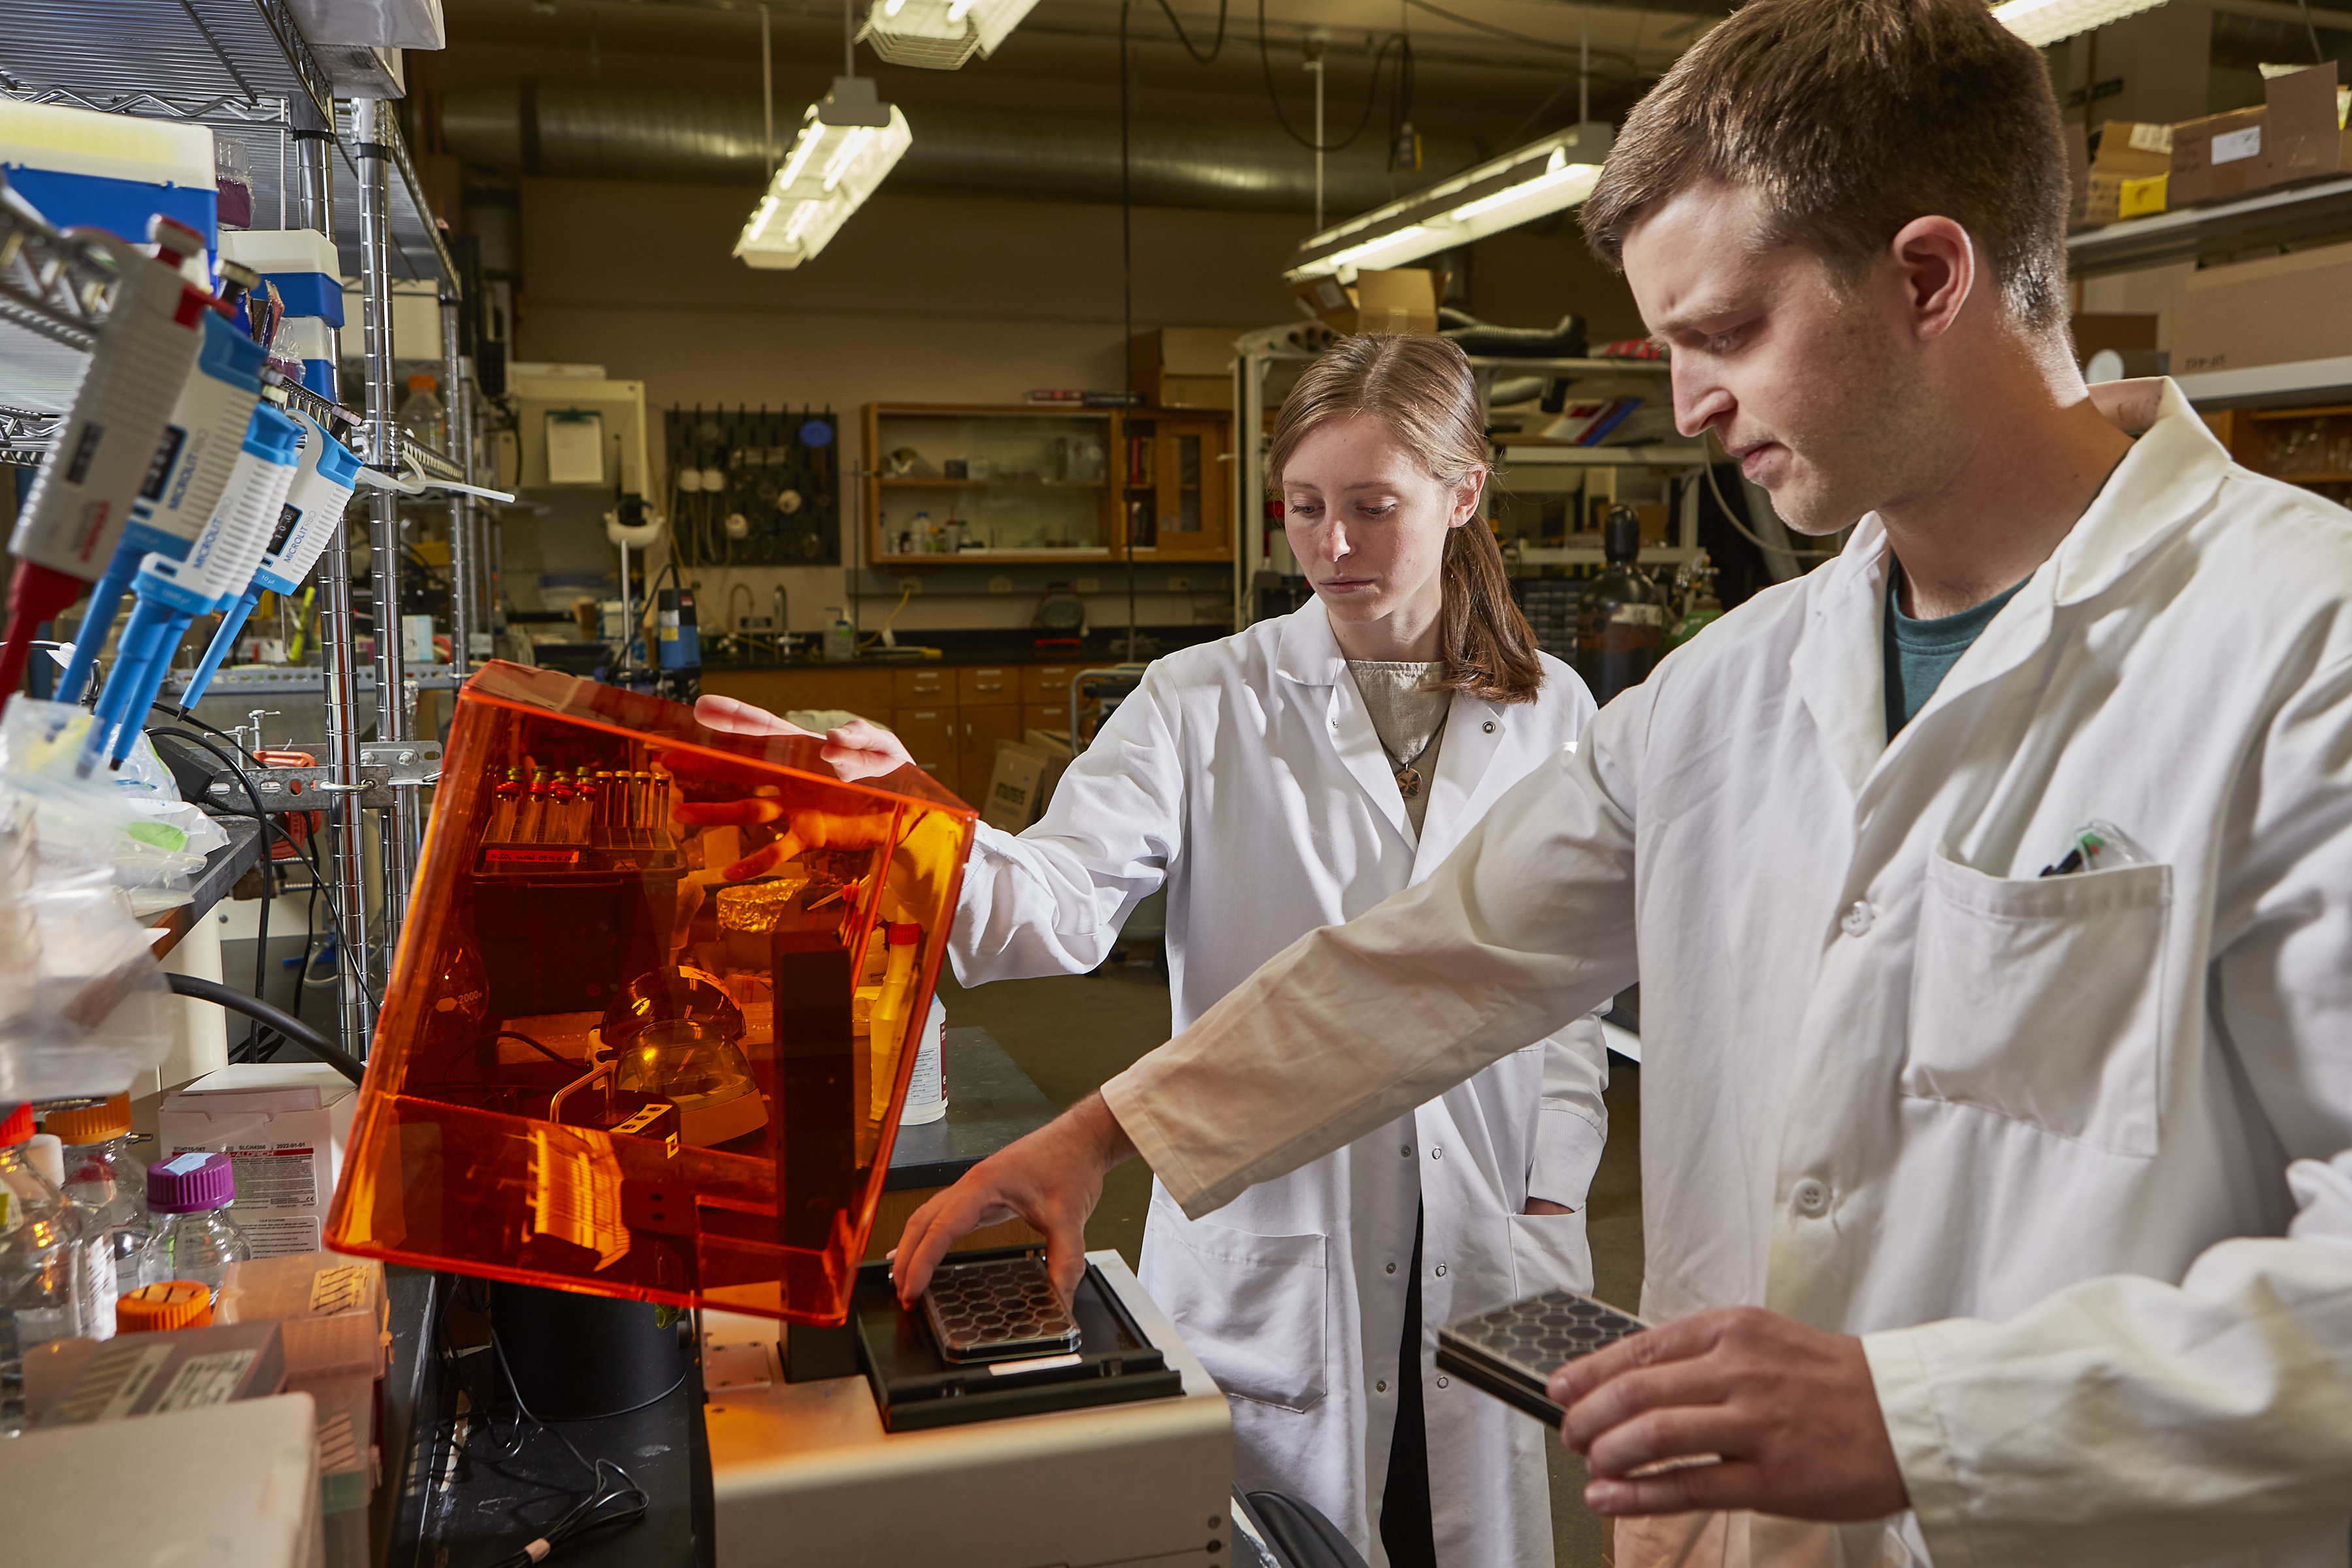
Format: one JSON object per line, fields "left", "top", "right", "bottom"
{"left": 1, "top": 1101, "right": 92, "bottom": 1427}
{"left": 44, "top": 1094, "right": 152, "bottom": 1298}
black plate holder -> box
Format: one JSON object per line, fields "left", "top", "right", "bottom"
{"left": 852, "top": 1245, "right": 1185, "bottom": 1432}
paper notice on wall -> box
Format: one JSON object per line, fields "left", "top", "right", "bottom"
{"left": 546, "top": 409, "right": 606, "bottom": 484}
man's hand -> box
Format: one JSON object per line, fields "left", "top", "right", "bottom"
{"left": 695, "top": 696, "right": 913, "bottom": 781}
{"left": 891, "top": 1090, "right": 1138, "bottom": 1307}
{"left": 1551, "top": 1305, "right": 1908, "bottom": 1522}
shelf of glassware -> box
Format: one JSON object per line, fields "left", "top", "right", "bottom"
{"left": 866, "top": 404, "right": 1120, "bottom": 564}
{"left": 866, "top": 405, "right": 1232, "bottom": 565}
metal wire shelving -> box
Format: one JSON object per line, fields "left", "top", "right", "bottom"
{"left": 1, "top": 1, "right": 482, "bottom": 1058}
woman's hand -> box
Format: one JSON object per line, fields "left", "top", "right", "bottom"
{"left": 695, "top": 696, "right": 915, "bottom": 782}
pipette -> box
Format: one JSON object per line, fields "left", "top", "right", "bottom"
{"left": 176, "top": 410, "right": 362, "bottom": 710}
{"left": 85, "top": 395, "right": 303, "bottom": 768}
{"left": 0, "top": 216, "right": 211, "bottom": 718}
{"left": 52, "top": 308, "right": 267, "bottom": 708}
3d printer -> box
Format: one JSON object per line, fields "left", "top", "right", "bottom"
{"left": 327, "top": 665, "right": 1246, "bottom": 1567}
{"left": 325, "top": 661, "right": 973, "bottom": 1324}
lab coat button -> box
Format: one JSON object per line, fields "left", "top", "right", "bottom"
{"left": 1401, "top": 1145, "right": 1413, "bottom": 1158}
{"left": 1377, "top": 1380, "right": 1389, "bottom": 1394}
{"left": 1434, "top": 1264, "right": 1447, "bottom": 1277}
{"left": 1436, "top": 1375, "right": 1450, "bottom": 1388}
{"left": 1386, "top": 1262, "right": 1397, "bottom": 1274}
{"left": 1840, "top": 900, "right": 1875, "bottom": 938}
{"left": 1791, "top": 1177, "right": 1832, "bottom": 1217}
{"left": 1482, "top": 720, "right": 1495, "bottom": 734}
{"left": 1430, "top": 1146, "right": 1442, "bottom": 1160}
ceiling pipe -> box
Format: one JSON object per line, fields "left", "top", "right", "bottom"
{"left": 440, "top": 80, "right": 1495, "bottom": 214}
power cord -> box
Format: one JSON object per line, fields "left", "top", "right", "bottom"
{"left": 1258, "top": 0, "right": 1409, "bottom": 155}
{"left": 431, "top": 1279, "right": 655, "bottom": 1566}
{"left": 147, "top": 724, "right": 378, "bottom": 1019}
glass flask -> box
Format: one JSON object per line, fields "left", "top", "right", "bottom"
{"left": 324, "top": 661, "right": 975, "bottom": 1325}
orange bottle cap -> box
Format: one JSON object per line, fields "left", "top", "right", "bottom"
{"left": 42, "top": 1093, "right": 133, "bottom": 1145}
{"left": 118, "top": 1280, "right": 214, "bottom": 1333}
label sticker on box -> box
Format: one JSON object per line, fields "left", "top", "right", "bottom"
{"left": 2213, "top": 126, "right": 2262, "bottom": 165}
{"left": 151, "top": 1350, "right": 259, "bottom": 1412}
{"left": 2127, "top": 123, "right": 2174, "bottom": 154}
{"left": 308, "top": 1264, "right": 374, "bottom": 1315}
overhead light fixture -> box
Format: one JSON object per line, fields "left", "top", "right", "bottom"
{"left": 857, "top": 0, "right": 1039, "bottom": 70}
{"left": 734, "top": 76, "right": 912, "bottom": 270}
{"left": 1284, "top": 122, "right": 1613, "bottom": 283}
{"left": 1991, "top": 0, "right": 2170, "bottom": 48}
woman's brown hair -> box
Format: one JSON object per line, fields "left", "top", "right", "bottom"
{"left": 1266, "top": 333, "right": 1544, "bottom": 704}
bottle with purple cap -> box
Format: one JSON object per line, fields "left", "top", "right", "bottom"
{"left": 139, "top": 1152, "right": 250, "bottom": 1300}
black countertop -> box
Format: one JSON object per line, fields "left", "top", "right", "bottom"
{"left": 704, "top": 625, "right": 1225, "bottom": 674}
{"left": 187, "top": 813, "right": 267, "bottom": 921}
{"left": 884, "top": 1026, "right": 1057, "bottom": 1191}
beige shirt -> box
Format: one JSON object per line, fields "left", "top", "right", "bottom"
{"left": 1345, "top": 659, "right": 1451, "bottom": 836}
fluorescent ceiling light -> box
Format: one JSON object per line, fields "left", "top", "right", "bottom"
{"left": 1285, "top": 122, "right": 1612, "bottom": 284}
{"left": 1991, "top": 0, "right": 2169, "bottom": 48}
{"left": 857, "top": 0, "right": 1039, "bottom": 70}
{"left": 734, "top": 77, "right": 911, "bottom": 270}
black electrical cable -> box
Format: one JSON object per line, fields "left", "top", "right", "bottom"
{"left": 147, "top": 725, "right": 376, "bottom": 1018}
{"left": 1258, "top": 0, "right": 1408, "bottom": 155}
{"left": 1151, "top": 0, "right": 1227, "bottom": 63}
{"left": 480, "top": 1331, "right": 653, "bottom": 1567}
{"left": 165, "top": 972, "right": 366, "bottom": 1085}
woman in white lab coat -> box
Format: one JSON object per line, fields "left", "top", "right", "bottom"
{"left": 702, "top": 335, "right": 1609, "bottom": 1568}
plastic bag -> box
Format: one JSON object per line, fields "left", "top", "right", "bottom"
{"left": 0, "top": 698, "right": 210, "bottom": 906}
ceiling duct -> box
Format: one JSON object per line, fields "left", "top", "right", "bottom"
{"left": 440, "top": 80, "right": 1490, "bottom": 216}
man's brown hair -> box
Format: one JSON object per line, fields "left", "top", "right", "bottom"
{"left": 1581, "top": 0, "right": 2070, "bottom": 333}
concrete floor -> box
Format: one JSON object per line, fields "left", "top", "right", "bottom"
{"left": 938, "top": 959, "right": 1646, "bottom": 1568}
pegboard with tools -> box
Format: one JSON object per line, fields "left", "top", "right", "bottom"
{"left": 666, "top": 404, "right": 842, "bottom": 566}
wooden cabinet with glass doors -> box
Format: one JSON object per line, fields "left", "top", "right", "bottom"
{"left": 865, "top": 404, "right": 1228, "bottom": 564}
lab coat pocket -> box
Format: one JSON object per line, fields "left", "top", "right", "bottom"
{"left": 1507, "top": 1209, "right": 1593, "bottom": 1298}
{"left": 1904, "top": 848, "right": 2170, "bottom": 1156}
{"left": 1143, "top": 1197, "right": 1328, "bottom": 1412}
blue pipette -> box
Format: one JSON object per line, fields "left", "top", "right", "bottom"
{"left": 86, "top": 397, "right": 303, "bottom": 768}
{"left": 178, "top": 411, "right": 363, "bottom": 710}
{"left": 54, "top": 312, "right": 265, "bottom": 708}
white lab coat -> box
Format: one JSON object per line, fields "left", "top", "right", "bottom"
{"left": 1102, "top": 384, "right": 2352, "bottom": 1568}
{"left": 949, "top": 598, "right": 1610, "bottom": 1568}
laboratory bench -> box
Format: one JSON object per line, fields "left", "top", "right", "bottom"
{"left": 375, "top": 1028, "right": 1059, "bottom": 1568}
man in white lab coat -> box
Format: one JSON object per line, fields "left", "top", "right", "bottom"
{"left": 896, "top": 2, "right": 2352, "bottom": 1564}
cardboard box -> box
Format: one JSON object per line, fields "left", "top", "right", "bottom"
{"left": 1131, "top": 329, "right": 1241, "bottom": 410}
{"left": 981, "top": 743, "right": 1049, "bottom": 832}
{"left": 2263, "top": 61, "right": 2352, "bottom": 186}
{"left": 40, "top": 1321, "right": 287, "bottom": 1425}
{"left": 2171, "top": 106, "right": 2268, "bottom": 204}
{"left": 2075, "top": 122, "right": 2172, "bottom": 225}
{"left": 2170, "top": 240, "right": 2352, "bottom": 374}
{"left": 1286, "top": 267, "right": 1441, "bottom": 335}
{"left": 1022, "top": 727, "right": 1075, "bottom": 805}
{"left": 219, "top": 1251, "right": 392, "bottom": 1382}
{"left": 157, "top": 1063, "right": 358, "bottom": 1260}
{"left": 2072, "top": 313, "right": 2159, "bottom": 368}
